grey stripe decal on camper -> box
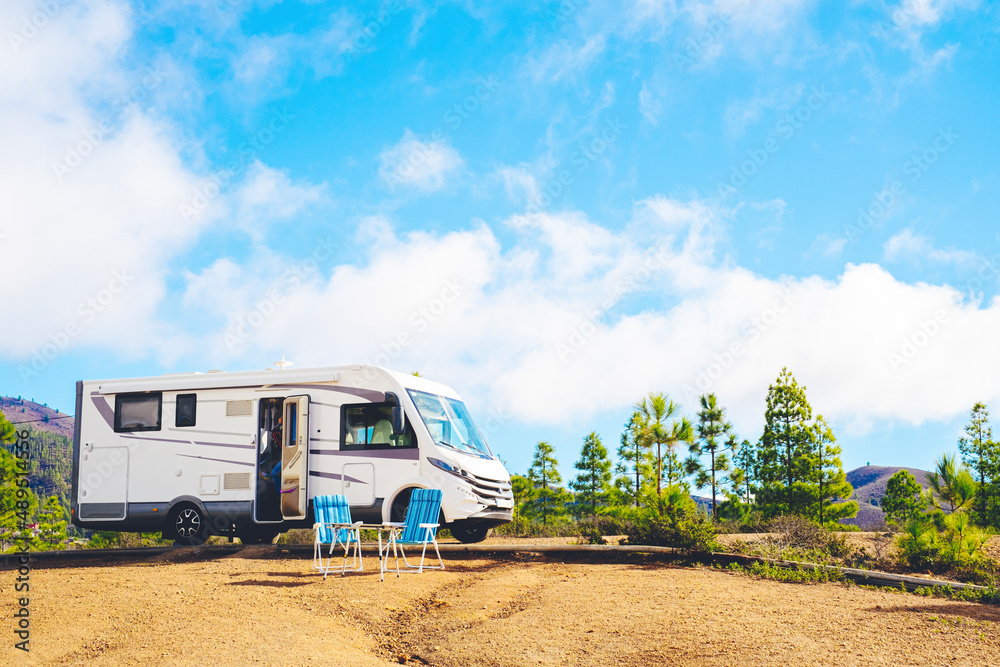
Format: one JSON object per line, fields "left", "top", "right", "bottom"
{"left": 121, "top": 435, "right": 192, "bottom": 444}
{"left": 193, "top": 441, "right": 255, "bottom": 450}
{"left": 175, "top": 454, "right": 254, "bottom": 467}
{"left": 308, "top": 448, "right": 419, "bottom": 460}
{"left": 272, "top": 384, "right": 386, "bottom": 403}
{"left": 120, "top": 434, "right": 253, "bottom": 450}
{"left": 308, "top": 470, "right": 367, "bottom": 484}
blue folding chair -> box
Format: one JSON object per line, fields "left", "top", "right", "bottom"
{"left": 312, "top": 494, "right": 363, "bottom": 579}
{"left": 381, "top": 488, "right": 444, "bottom": 580}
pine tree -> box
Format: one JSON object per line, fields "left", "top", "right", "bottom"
{"left": 958, "top": 402, "right": 999, "bottom": 525}
{"left": 810, "top": 415, "right": 857, "bottom": 524}
{"left": 614, "top": 413, "right": 652, "bottom": 509}
{"left": 882, "top": 470, "right": 924, "bottom": 526}
{"left": 755, "top": 369, "right": 855, "bottom": 522}
{"left": 731, "top": 438, "right": 755, "bottom": 507}
{"left": 927, "top": 454, "right": 976, "bottom": 514}
{"left": 571, "top": 432, "right": 612, "bottom": 517}
{"left": 527, "top": 441, "right": 564, "bottom": 525}
{"left": 688, "top": 394, "right": 737, "bottom": 522}
{"left": 757, "top": 368, "right": 815, "bottom": 517}
{"left": 35, "top": 495, "right": 68, "bottom": 550}
{"left": 510, "top": 474, "right": 534, "bottom": 522}
{"left": 633, "top": 394, "right": 693, "bottom": 498}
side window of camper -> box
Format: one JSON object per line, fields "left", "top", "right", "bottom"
{"left": 175, "top": 393, "right": 197, "bottom": 428}
{"left": 114, "top": 392, "right": 162, "bottom": 432}
{"left": 341, "top": 403, "right": 415, "bottom": 450}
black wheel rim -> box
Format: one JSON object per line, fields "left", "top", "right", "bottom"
{"left": 175, "top": 508, "right": 201, "bottom": 538}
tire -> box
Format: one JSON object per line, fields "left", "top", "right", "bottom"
{"left": 390, "top": 488, "right": 415, "bottom": 523}
{"left": 450, "top": 523, "right": 491, "bottom": 544}
{"left": 237, "top": 529, "right": 280, "bottom": 545}
{"left": 166, "top": 504, "right": 209, "bottom": 546}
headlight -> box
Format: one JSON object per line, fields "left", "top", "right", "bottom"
{"left": 428, "top": 457, "right": 468, "bottom": 478}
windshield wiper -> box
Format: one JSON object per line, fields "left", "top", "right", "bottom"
{"left": 437, "top": 439, "right": 480, "bottom": 455}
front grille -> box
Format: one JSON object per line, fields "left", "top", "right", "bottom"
{"left": 464, "top": 471, "right": 513, "bottom": 506}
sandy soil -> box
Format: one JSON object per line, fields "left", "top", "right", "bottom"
{"left": 4, "top": 542, "right": 1000, "bottom": 667}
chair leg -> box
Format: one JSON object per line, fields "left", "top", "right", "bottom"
{"left": 378, "top": 530, "right": 385, "bottom": 582}
{"left": 324, "top": 539, "right": 338, "bottom": 581}
{"left": 432, "top": 537, "right": 444, "bottom": 570}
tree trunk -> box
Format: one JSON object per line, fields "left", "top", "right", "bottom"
{"left": 656, "top": 442, "right": 662, "bottom": 496}
{"left": 710, "top": 450, "right": 717, "bottom": 522}
{"left": 634, "top": 441, "right": 641, "bottom": 509}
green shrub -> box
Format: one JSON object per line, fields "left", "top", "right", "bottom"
{"left": 492, "top": 515, "right": 580, "bottom": 538}
{"left": 897, "top": 514, "right": 993, "bottom": 573}
{"left": 623, "top": 487, "right": 719, "bottom": 552}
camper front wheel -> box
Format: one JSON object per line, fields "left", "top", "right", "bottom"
{"left": 450, "top": 523, "right": 492, "bottom": 544}
{"left": 166, "top": 505, "right": 209, "bottom": 546}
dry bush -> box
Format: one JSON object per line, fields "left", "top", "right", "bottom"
{"left": 766, "top": 515, "right": 826, "bottom": 550}
{"left": 276, "top": 529, "right": 312, "bottom": 545}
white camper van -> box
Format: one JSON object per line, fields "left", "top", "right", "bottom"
{"left": 71, "top": 365, "right": 514, "bottom": 544}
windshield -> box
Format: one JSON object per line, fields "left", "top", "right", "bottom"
{"left": 407, "top": 389, "right": 493, "bottom": 458}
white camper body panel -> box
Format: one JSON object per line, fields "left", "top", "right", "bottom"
{"left": 72, "top": 365, "right": 514, "bottom": 543}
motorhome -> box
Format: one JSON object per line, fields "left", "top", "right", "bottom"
{"left": 71, "top": 364, "right": 514, "bottom": 544}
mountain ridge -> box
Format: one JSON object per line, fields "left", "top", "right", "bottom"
{"left": 0, "top": 395, "right": 74, "bottom": 439}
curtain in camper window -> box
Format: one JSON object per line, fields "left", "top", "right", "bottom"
{"left": 114, "top": 393, "right": 162, "bottom": 432}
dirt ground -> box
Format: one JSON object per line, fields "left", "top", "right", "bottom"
{"left": 4, "top": 540, "right": 1000, "bottom": 667}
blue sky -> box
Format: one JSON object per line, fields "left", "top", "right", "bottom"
{"left": 1, "top": 0, "right": 999, "bottom": 486}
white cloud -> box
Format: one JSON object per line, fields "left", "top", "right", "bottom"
{"left": 496, "top": 165, "right": 541, "bottom": 205}
{"left": 525, "top": 35, "right": 608, "bottom": 83}
{"left": 378, "top": 130, "right": 465, "bottom": 192}
{"left": 0, "top": 1, "right": 199, "bottom": 358}
{"left": 809, "top": 234, "right": 847, "bottom": 258}
{"left": 879, "top": 0, "right": 979, "bottom": 79}
{"left": 0, "top": 0, "right": 331, "bottom": 369}
{"left": 684, "top": 0, "right": 818, "bottom": 36}
{"left": 523, "top": 0, "right": 680, "bottom": 83}
{"left": 723, "top": 85, "right": 805, "bottom": 137}
{"left": 227, "top": 13, "right": 355, "bottom": 101}
{"left": 891, "top": 0, "right": 981, "bottom": 33}
{"left": 638, "top": 82, "right": 663, "bottom": 125}
{"left": 883, "top": 229, "right": 976, "bottom": 266}
{"left": 173, "top": 199, "right": 1000, "bottom": 452}
{"left": 230, "top": 162, "right": 326, "bottom": 241}
{"left": 677, "top": 0, "right": 820, "bottom": 67}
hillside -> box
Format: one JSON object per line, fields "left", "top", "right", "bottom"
{"left": 1, "top": 396, "right": 76, "bottom": 525}
{"left": 0, "top": 395, "right": 74, "bottom": 438}
{"left": 842, "top": 465, "right": 932, "bottom": 528}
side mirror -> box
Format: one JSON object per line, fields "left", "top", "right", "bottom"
{"left": 391, "top": 406, "right": 405, "bottom": 436}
